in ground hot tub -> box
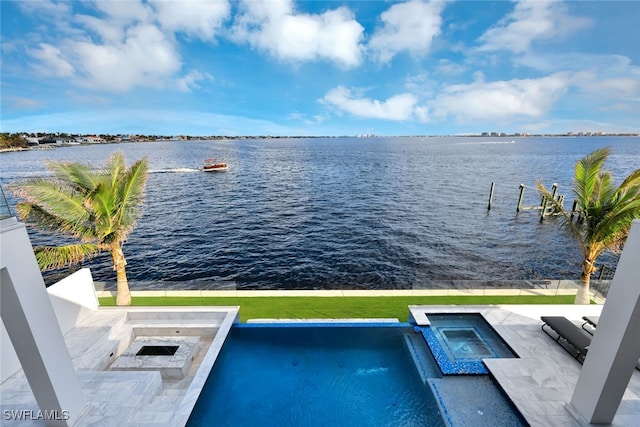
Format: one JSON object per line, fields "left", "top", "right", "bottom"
{"left": 415, "top": 313, "right": 518, "bottom": 374}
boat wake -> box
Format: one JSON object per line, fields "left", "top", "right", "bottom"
{"left": 454, "top": 140, "right": 515, "bottom": 145}
{"left": 149, "top": 167, "right": 201, "bottom": 174}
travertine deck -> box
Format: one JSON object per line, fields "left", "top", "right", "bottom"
{"left": 3, "top": 301, "right": 638, "bottom": 426}
{"left": 0, "top": 306, "right": 239, "bottom": 427}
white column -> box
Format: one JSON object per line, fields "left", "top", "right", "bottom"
{"left": 570, "top": 219, "right": 640, "bottom": 424}
{"left": 1, "top": 218, "right": 85, "bottom": 426}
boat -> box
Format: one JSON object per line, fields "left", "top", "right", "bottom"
{"left": 202, "top": 158, "right": 228, "bottom": 172}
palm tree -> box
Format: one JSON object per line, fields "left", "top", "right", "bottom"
{"left": 538, "top": 147, "right": 640, "bottom": 304}
{"left": 11, "top": 152, "right": 148, "bottom": 305}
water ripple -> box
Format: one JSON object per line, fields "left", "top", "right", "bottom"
{"left": 1, "top": 136, "right": 636, "bottom": 289}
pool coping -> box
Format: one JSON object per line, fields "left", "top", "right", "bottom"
{"left": 171, "top": 307, "right": 240, "bottom": 426}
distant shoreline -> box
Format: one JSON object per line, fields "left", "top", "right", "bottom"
{"left": 2, "top": 133, "right": 638, "bottom": 154}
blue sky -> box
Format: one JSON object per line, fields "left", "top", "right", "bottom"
{"left": 1, "top": 0, "right": 639, "bottom": 136}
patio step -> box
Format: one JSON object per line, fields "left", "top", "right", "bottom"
{"left": 427, "top": 376, "right": 525, "bottom": 427}
{"left": 404, "top": 332, "right": 442, "bottom": 383}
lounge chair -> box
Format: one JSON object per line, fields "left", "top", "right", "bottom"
{"left": 581, "top": 315, "right": 599, "bottom": 335}
{"left": 580, "top": 316, "right": 640, "bottom": 371}
{"left": 541, "top": 316, "right": 592, "bottom": 363}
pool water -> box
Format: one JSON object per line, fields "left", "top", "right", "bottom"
{"left": 441, "top": 329, "right": 493, "bottom": 357}
{"left": 187, "top": 324, "right": 525, "bottom": 426}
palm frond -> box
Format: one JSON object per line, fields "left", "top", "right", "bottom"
{"left": 618, "top": 168, "right": 640, "bottom": 190}
{"left": 593, "top": 172, "right": 615, "bottom": 207}
{"left": 537, "top": 180, "right": 587, "bottom": 253}
{"left": 34, "top": 244, "right": 102, "bottom": 271}
{"left": 10, "top": 178, "right": 89, "bottom": 231}
{"left": 114, "top": 157, "right": 149, "bottom": 233}
{"left": 105, "top": 151, "right": 127, "bottom": 190}
{"left": 15, "top": 202, "right": 68, "bottom": 232}
{"left": 593, "top": 198, "right": 640, "bottom": 247}
{"left": 12, "top": 152, "right": 148, "bottom": 277}
{"left": 574, "top": 147, "right": 609, "bottom": 209}
{"left": 47, "top": 160, "right": 98, "bottom": 192}
{"left": 90, "top": 182, "right": 117, "bottom": 238}
{"left": 539, "top": 148, "right": 640, "bottom": 290}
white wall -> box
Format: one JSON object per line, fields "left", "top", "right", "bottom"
{"left": 1, "top": 267, "right": 98, "bottom": 383}
{"left": 47, "top": 268, "right": 99, "bottom": 336}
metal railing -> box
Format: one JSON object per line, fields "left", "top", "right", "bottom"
{"left": 408, "top": 278, "right": 612, "bottom": 304}
{"left": 0, "top": 186, "right": 13, "bottom": 220}
{"left": 597, "top": 264, "right": 616, "bottom": 281}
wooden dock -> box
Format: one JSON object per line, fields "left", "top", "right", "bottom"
{"left": 487, "top": 182, "right": 572, "bottom": 221}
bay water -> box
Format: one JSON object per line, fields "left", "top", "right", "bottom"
{"left": 2, "top": 136, "right": 638, "bottom": 290}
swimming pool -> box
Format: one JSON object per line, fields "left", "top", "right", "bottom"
{"left": 187, "top": 323, "right": 525, "bottom": 426}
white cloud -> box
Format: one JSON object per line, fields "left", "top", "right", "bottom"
{"left": 231, "top": 0, "right": 364, "bottom": 67}
{"left": 176, "top": 70, "right": 213, "bottom": 92}
{"left": 430, "top": 74, "right": 569, "bottom": 122}
{"left": 521, "top": 52, "right": 639, "bottom": 76}
{"left": 20, "top": 0, "right": 364, "bottom": 95}
{"left": 90, "top": 0, "right": 154, "bottom": 25}
{"left": 369, "top": 0, "right": 445, "bottom": 63}
{"left": 572, "top": 71, "right": 640, "bottom": 99}
{"left": 289, "top": 112, "right": 325, "bottom": 125}
{"left": 323, "top": 74, "right": 571, "bottom": 124}
{"left": 17, "top": 0, "right": 71, "bottom": 21}
{"left": 321, "top": 86, "right": 418, "bottom": 121}
{"left": 151, "top": 0, "right": 230, "bottom": 41}
{"left": 477, "top": 0, "right": 592, "bottom": 53}
{"left": 19, "top": 0, "right": 230, "bottom": 93}
{"left": 75, "top": 14, "right": 126, "bottom": 43}
{"left": 403, "top": 73, "right": 438, "bottom": 100}
{"left": 28, "top": 43, "right": 75, "bottom": 77}
{"left": 519, "top": 52, "right": 640, "bottom": 101}
{"left": 72, "top": 24, "right": 181, "bottom": 92}
{"left": 1, "top": 96, "right": 45, "bottom": 112}
{"left": 435, "top": 59, "right": 466, "bottom": 76}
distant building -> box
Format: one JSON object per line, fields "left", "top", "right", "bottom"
{"left": 79, "top": 136, "right": 105, "bottom": 144}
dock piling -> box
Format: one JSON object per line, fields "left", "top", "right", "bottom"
{"left": 492, "top": 181, "right": 567, "bottom": 218}
{"left": 570, "top": 200, "right": 578, "bottom": 221}
{"left": 540, "top": 196, "right": 548, "bottom": 221}
{"left": 516, "top": 184, "right": 525, "bottom": 212}
{"left": 488, "top": 182, "right": 495, "bottom": 210}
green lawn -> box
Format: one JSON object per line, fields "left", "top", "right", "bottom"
{"left": 98, "top": 294, "right": 574, "bottom": 322}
